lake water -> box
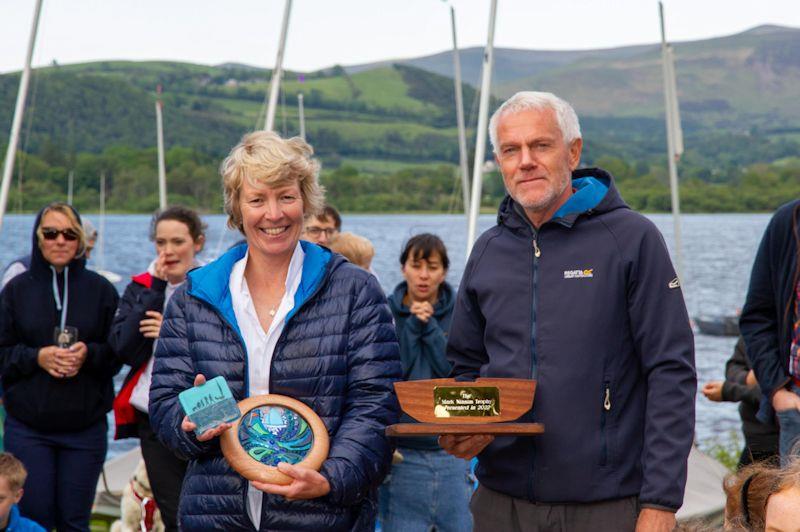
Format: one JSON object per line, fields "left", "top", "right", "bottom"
{"left": 0, "top": 212, "right": 771, "bottom": 457}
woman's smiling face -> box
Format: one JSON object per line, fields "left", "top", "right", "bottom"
{"left": 239, "top": 178, "right": 305, "bottom": 262}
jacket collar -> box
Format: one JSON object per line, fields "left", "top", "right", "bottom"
{"left": 498, "top": 167, "right": 627, "bottom": 232}
{"left": 187, "top": 240, "right": 332, "bottom": 335}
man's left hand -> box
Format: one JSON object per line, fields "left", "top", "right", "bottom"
{"left": 635, "top": 508, "right": 675, "bottom": 532}
{"left": 252, "top": 462, "right": 331, "bottom": 500}
{"left": 701, "top": 381, "right": 723, "bottom": 402}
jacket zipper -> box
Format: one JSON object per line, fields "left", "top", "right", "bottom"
{"left": 601, "top": 381, "right": 611, "bottom": 466}
{"left": 528, "top": 228, "right": 541, "bottom": 501}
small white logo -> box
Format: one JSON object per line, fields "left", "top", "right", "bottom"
{"left": 668, "top": 277, "right": 680, "bottom": 289}
{"left": 564, "top": 269, "right": 594, "bottom": 279}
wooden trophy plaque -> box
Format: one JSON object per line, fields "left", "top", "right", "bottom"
{"left": 386, "top": 378, "right": 544, "bottom": 437}
{"left": 220, "top": 395, "right": 329, "bottom": 485}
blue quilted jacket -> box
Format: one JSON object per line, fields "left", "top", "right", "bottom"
{"left": 149, "top": 241, "right": 401, "bottom": 531}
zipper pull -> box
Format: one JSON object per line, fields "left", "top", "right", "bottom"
{"left": 532, "top": 238, "right": 541, "bottom": 258}
{"left": 604, "top": 386, "right": 611, "bottom": 411}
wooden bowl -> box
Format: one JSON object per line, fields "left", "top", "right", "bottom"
{"left": 220, "top": 395, "right": 329, "bottom": 485}
{"left": 393, "top": 378, "right": 536, "bottom": 424}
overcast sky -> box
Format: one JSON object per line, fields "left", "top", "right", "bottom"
{"left": 2, "top": 0, "right": 799, "bottom": 74}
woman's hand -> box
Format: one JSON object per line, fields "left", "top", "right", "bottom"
{"left": 252, "top": 462, "right": 331, "bottom": 500}
{"left": 438, "top": 434, "right": 494, "bottom": 460}
{"left": 57, "top": 341, "right": 88, "bottom": 377}
{"left": 180, "top": 374, "right": 233, "bottom": 441}
{"left": 38, "top": 345, "right": 66, "bottom": 378}
{"left": 153, "top": 252, "right": 168, "bottom": 281}
{"left": 409, "top": 301, "right": 434, "bottom": 323}
{"left": 139, "top": 310, "right": 164, "bottom": 339}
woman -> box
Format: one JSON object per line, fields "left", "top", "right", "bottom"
{"left": 148, "top": 131, "right": 401, "bottom": 531}
{"left": 379, "top": 233, "right": 472, "bottom": 532}
{"left": 0, "top": 202, "right": 120, "bottom": 530}
{"left": 110, "top": 206, "right": 206, "bottom": 531}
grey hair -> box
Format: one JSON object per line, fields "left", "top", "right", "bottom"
{"left": 488, "top": 91, "right": 582, "bottom": 151}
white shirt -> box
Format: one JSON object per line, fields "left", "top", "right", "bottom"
{"left": 130, "top": 280, "right": 182, "bottom": 413}
{"left": 230, "top": 243, "right": 305, "bottom": 530}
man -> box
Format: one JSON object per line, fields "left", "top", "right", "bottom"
{"left": 440, "top": 91, "right": 696, "bottom": 532}
{"left": 739, "top": 199, "right": 800, "bottom": 461}
{"left": 303, "top": 204, "right": 341, "bottom": 246}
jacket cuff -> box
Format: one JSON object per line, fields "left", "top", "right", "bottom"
{"left": 721, "top": 381, "right": 734, "bottom": 402}
{"left": 640, "top": 502, "right": 678, "bottom": 513}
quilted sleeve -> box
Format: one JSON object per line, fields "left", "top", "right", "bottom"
{"left": 319, "top": 274, "right": 401, "bottom": 506}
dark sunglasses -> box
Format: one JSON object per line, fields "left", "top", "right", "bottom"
{"left": 42, "top": 228, "right": 79, "bottom": 241}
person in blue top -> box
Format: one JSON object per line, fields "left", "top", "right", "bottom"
{"left": 0, "top": 453, "right": 45, "bottom": 532}
{"left": 379, "top": 234, "right": 472, "bottom": 532}
{"left": 439, "top": 91, "right": 696, "bottom": 532}
{"left": 148, "top": 131, "right": 401, "bottom": 531}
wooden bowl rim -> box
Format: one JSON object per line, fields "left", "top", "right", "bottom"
{"left": 220, "top": 394, "right": 329, "bottom": 485}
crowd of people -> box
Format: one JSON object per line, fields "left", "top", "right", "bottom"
{"left": 0, "top": 90, "right": 797, "bottom": 531}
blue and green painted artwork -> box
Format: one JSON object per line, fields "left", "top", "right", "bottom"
{"left": 238, "top": 406, "right": 314, "bottom": 466}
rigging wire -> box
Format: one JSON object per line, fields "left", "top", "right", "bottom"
{"left": 14, "top": 65, "right": 41, "bottom": 213}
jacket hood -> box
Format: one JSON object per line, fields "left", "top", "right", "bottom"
{"left": 497, "top": 167, "right": 628, "bottom": 232}
{"left": 187, "top": 240, "right": 336, "bottom": 338}
{"left": 388, "top": 280, "right": 455, "bottom": 320}
{"left": 28, "top": 203, "right": 87, "bottom": 277}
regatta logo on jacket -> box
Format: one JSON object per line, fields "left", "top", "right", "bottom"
{"left": 563, "top": 268, "right": 594, "bottom": 279}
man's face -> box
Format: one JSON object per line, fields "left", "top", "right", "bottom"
{"left": 495, "top": 108, "right": 582, "bottom": 218}
{"left": 303, "top": 215, "right": 339, "bottom": 246}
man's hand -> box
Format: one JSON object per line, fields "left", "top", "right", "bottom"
{"left": 180, "top": 374, "right": 232, "bottom": 441}
{"left": 252, "top": 462, "right": 331, "bottom": 500}
{"left": 409, "top": 301, "right": 434, "bottom": 323}
{"left": 139, "top": 310, "right": 164, "bottom": 339}
{"left": 635, "top": 508, "right": 675, "bottom": 532}
{"left": 438, "top": 434, "right": 494, "bottom": 460}
{"left": 772, "top": 388, "right": 800, "bottom": 412}
{"left": 701, "top": 381, "right": 723, "bottom": 402}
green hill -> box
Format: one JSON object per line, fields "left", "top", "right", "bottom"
{"left": 0, "top": 25, "right": 798, "bottom": 214}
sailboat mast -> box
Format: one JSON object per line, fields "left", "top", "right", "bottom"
{"left": 450, "top": 5, "right": 470, "bottom": 217}
{"left": 67, "top": 170, "right": 74, "bottom": 205}
{"left": 265, "top": 0, "right": 293, "bottom": 132}
{"left": 155, "top": 85, "right": 167, "bottom": 210}
{"left": 466, "top": 0, "right": 498, "bottom": 256}
{"left": 0, "top": 0, "right": 44, "bottom": 233}
{"left": 298, "top": 93, "right": 306, "bottom": 140}
{"left": 99, "top": 172, "right": 106, "bottom": 272}
{"left": 659, "top": 2, "right": 685, "bottom": 283}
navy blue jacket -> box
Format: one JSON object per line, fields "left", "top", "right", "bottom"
{"left": 447, "top": 169, "right": 696, "bottom": 511}
{"left": 740, "top": 199, "right": 800, "bottom": 422}
{"left": 149, "top": 242, "right": 401, "bottom": 531}
{"left": 388, "top": 281, "right": 455, "bottom": 450}
{"left": 0, "top": 206, "right": 120, "bottom": 432}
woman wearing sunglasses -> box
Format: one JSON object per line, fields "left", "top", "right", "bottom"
{"left": 0, "top": 202, "right": 120, "bottom": 531}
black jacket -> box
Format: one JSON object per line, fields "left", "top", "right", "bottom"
{"left": 109, "top": 271, "right": 167, "bottom": 439}
{"left": 722, "top": 338, "right": 779, "bottom": 438}
{"left": 447, "top": 170, "right": 696, "bottom": 511}
{"left": 0, "top": 206, "right": 120, "bottom": 432}
{"left": 740, "top": 199, "right": 800, "bottom": 422}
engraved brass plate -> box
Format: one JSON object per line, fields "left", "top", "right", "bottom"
{"left": 433, "top": 386, "right": 500, "bottom": 417}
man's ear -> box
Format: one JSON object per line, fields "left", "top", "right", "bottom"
{"left": 568, "top": 138, "right": 583, "bottom": 170}
{"left": 14, "top": 488, "right": 23, "bottom": 504}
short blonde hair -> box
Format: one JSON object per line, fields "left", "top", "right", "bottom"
{"left": 36, "top": 202, "right": 87, "bottom": 257}
{"left": 221, "top": 131, "right": 324, "bottom": 232}
{"left": 0, "top": 453, "right": 27, "bottom": 491}
{"left": 329, "top": 232, "right": 375, "bottom": 269}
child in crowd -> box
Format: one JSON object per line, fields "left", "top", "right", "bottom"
{"left": 329, "top": 232, "right": 375, "bottom": 270}
{"left": 0, "top": 453, "right": 45, "bottom": 532}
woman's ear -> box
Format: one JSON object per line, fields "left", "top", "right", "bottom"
{"left": 195, "top": 234, "right": 206, "bottom": 253}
